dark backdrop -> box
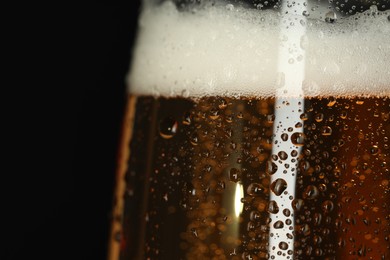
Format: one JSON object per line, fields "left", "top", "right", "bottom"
{"left": 5, "top": 2, "right": 141, "bottom": 260}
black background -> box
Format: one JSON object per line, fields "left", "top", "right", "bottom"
{"left": 5, "top": 2, "right": 141, "bottom": 260}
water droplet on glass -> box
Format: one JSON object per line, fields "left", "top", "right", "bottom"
{"left": 218, "top": 98, "right": 228, "bottom": 109}
{"left": 322, "top": 200, "right": 334, "bottom": 213}
{"left": 159, "top": 117, "right": 178, "bottom": 139}
{"left": 278, "top": 151, "right": 288, "bottom": 160}
{"left": 274, "top": 220, "right": 284, "bottom": 229}
{"left": 325, "top": 11, "right": 337, "bottom": 23}
{"left": 270, "top": 178, "right": 288, "bottom": 196}
{"left": 182, "top": 112, "right": 191, "bottom": 125}
{"left": 327, "top": 97, "right": 337, "bottom": 107}
{"left": 300, "top": 113, "right": 308, "bottom": 120}
{"left": 267, "top": 200, "right": 280, "bottom": 214}
{"left": 279, "top": 241, "right": 288, "bottom": 250}
{"left": 292, "top": 199, "right": 304, "bottom": 211}
{"left": 315, "top": 113, "right": 324, "bottom": 122}
{"left": 321, "top": 126, "right": 332, "bottom": 136}
{"left": 267, "top": 114, "right": 275, "bottom": 123}
{"left": 190, "top": 228, "right": 198, "bottom": 237}
{"left": 281, "top": 133, "right": 288, "bottom": 141}
{"left": 190, "top": 134, "right": 199, "bottom": 146}
{"left": 303, "top": 185, "right": 319, "bottom": 200}
{"left": 250, "top": 210, "right": 262, "bottom": 221}
{"left": 247, "top": 183, "right": 264, "bottom": 196}
{"left": 229, "top": 168, "right": 241, "bottom": 183}
{"left": 209, "top": 109, "right": 219, "bottom": 120}
{"left": 370, "top": 145, "right": 379, "bottom": 155}
{"left": 225, "top": 3, "right": 234, "bottom": 11}
{"left": 267, "top": 161, "right": 278, "bottom": 175}
{"left": 302, "top": 10, "right": 309, "bottom": 16}
{"left": 291, "top": 132, "right": 305, "bottom": 146}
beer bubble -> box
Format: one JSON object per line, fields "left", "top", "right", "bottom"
{"left": 321, "top": 126, "right": 333, "bottom": 136}
{"left": 159, "top": 117, "right": 178, "bottom": 139}
{"left": 229, "top": 168, "right": 241, "bottom": 183}
{"left": 273, "top": 220, "right": 284, "bottom": 229}
{"left": 247, "top": 183, "right": 264, "bottom": 197}
{"left": 270, "top": 178, "right": 288, "bottom": 196}
{"left": 266, "top": 161, "right": 278, "bottom": 175}
{"left": 291, "top": 132, "right": 305, "bottom": 146}
{"left": 278, "top": 151, "right": 288, "bottom": 160}
{"left": 267, "top": 200, "right": 280, "bottom": 214}
{"left": 279, "top": 241, "right": 288, "bottom": 250}
{"left": 302, "top": 185, "right": 319, "bottom": 200}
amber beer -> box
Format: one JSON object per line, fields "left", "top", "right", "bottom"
{"left": 109, "top": 2, "right": 390, "bottom": 260}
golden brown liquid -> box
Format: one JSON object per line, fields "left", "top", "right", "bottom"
{"left": 109, "top": 95, "right": 389, "bottom": 260}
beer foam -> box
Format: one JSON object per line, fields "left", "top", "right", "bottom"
{"left": 128, "top": 2, "right": 390, "bottom": 97}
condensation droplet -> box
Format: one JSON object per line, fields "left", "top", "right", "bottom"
{"left": 322, "top": 200, "right": 334, "bottom": 213}
{"left": 327, "top": 97, "right": 337, "bottom": 107}
{"left": 274, "top": 220, "right": 284, "bottom": 229}
{"left": 267, "top": 200, "right": 280, "bottom": 214}
{"left": 315, "top": 113, "right": 324, "bottom": 122}
{"left": 292, "top": 199, "right": 304, "bottom": 211}
{"left": 370, "top": 145, "right": 379, "bottom": 155}
{"left": 182, "top": 112, "right": 191, "bottom": 125}
{"left": 283, "top": 208, "right": 291, "bottom": 217}
{"left": 267, "top": 161, "right": 278, "bottom": 175}
{"left": 281, "top": 133, "right": 288, "bottom": 141}
{"left": 279, "top": 241, "right": 288, "bottom": 250}
{"left": 250, "top": 210, "right": 261, "bottom": 221}
{"left": 321, "top": 126, "right": 332, "bottom": 136}
{"left": 325, "top": 11, "right": 337, "bottom": 23}
{"left": 270, "top": 178, "right": 288, "bottom": 196}
{"left": 225, "top": 3, "right": 234, "bottom": 11}
{"left": 229, "top": 168, "right": 242, "bottom": 183}
{"left": 159, "top": 117, "right": 178, "bottom": 139}
{"left": 191, "top": 228, "right": 198, "bottom": 237}
{"left": 303, "top": 185, "right": 319, "bottom": 200}
{"left": 278, "top": 151, "right": 288, "bottom": 160}
{"left": 291, "top": 132, "right": 305, "bottom": 146}
{"left": 247, "top": 183, "right": 264, "bottom": 197}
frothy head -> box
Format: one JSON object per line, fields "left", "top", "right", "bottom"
{"left": 128, "top": 2, "right": 390, "bottom": 98}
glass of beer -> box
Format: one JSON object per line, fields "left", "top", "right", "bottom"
{"left": 109, "top": 0, "right": 389, "bottom": 259}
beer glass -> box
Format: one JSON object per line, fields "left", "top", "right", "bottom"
{"left": 109, "top": 0, "right": 389, "bottom": 259}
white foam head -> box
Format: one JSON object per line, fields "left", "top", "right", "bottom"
{"left": 128, "top": 2, "right": 390, "bottom": 98}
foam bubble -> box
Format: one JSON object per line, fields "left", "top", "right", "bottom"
{"left": 128, "top": 2, "right": 390, "bottom": 97}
